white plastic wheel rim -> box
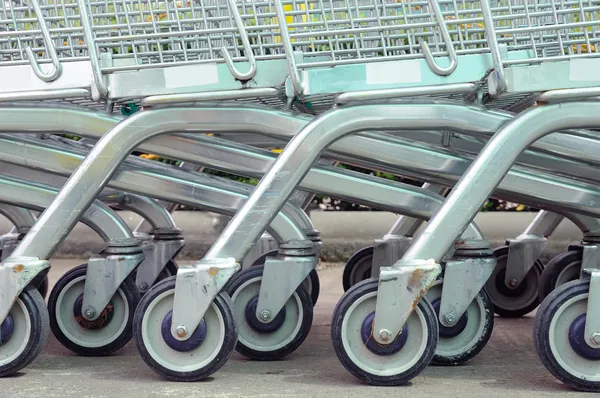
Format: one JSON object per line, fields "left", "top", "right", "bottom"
{"left": 341, "top": 291, "right": 428, "bottom": 377}
{"left": 0, "top": 298, "right": 30, "bottom": 366}
{"left": 549, "top": 293, "right": 600, "bottom": 382}
{"left": 232, "top": 276, "right": 303, "bottom": 352}
{"left": 141, "top": 290, "right": 225, "bottom": 373}
{"left": 555, "top": 262, "right": 581, "bottom": 287}
{"left": 55, "top": 276, "right": 129, "bottom": 348}
{"left": 426, "top": 282, "right": 488, "bottom": 358}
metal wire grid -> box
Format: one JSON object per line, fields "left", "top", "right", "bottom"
{"left": 283, "top": 0, "right": 600, "bottom": 69}
{"left": 0, "top": 0, "right": 86, "bottom": 65}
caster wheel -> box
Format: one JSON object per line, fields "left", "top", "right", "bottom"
{"left": 331, "top": 279, "right": 438, "bottom": 386}
{"left": 534, "top": 280, "right": 600, "bottom": 392}
{"left": 252, "top": 250, "right": 320, "bottom": 307}
{"left": 48, "top": 264, "right": 141, "bottom": 356}
{"left": 226, "top": 266, "right": 313, "bottom": 360}
{"left": 0, "top": 286, "right": 49, "bottom": 377}
{"left": 426, "top": 280, "right": 494, "bottom": 365}
{"left": 36, "top": 276, "right": 49, "bottom": 299}
{"left": 133, "top": 276, "right": 237, "bottom": 381}
{"left": 155, "top": 260, "right": 179, "bottom": 283}
{"left": 538, "top": 251, "right": 582, "bottom": 303}
{"left": 342, "top": 246, "right": 374, "bottom": 292}
{"left": 484, "top": 246, "right": 543, "bottom": 317}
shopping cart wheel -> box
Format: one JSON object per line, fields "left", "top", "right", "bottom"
{"left": 331, "top": 279, "right": 437, "bottom": 386}
{"left": 538, "top": 251, "right": 582, "bottom": 303}
{"left": 35, "top": 275, "right": 49, "bottom": 299}
{"left": 484, "top": 246, "right": 543, "bottom": 318}
{"left": 427, "top": 280, "right": 494, "bottom": 366}
{"left": 155, "top": 259, "right": 179, "bottom": 283}
{"left": 133, "top": 276, "right": 237, "bottom": 381}
{"left": 252, "top": 250, "right": 320, "bottom": 306}
{"left": 227, "top": 265, "right": 313, "bottom": 361}
{"left": 534, "top": 280, "right": 600, "bottom": 392}
{"left": 48, "top": 263, "right": 140, "bottom": 356}
{"left": 342, "top": 246, "right": 374, "bottom": 292}
{"left": 0, "top": 286, "right": 49, "bottom": 377}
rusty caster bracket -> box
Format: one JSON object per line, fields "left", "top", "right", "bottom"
{"left": 255, "top": 240, "right": 317, "bottom": 323}
{"left": 82, "top": 241, "right": 144, "bottom": 322}
{"left": 505, "top": 234, "right": 547, "bottom": 289}
{"left": 0, "top": 256, "right": 50, "bottom": 323}
{"left": 170, "top": 257, "right": 240, "bottom": 341}
{"left": 372, "top": 259, "right": 442, "bottom": 345}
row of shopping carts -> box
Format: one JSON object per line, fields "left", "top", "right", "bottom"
{"left": 1, "top": 0, "right": 600, "bottom": 391}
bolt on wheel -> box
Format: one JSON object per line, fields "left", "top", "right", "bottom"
{"left": 133, "top": 276, "right": 237, "bottom": 381}
{"left": 534, "top": 280, "right": 600, "bottom": 392}
{"left": 331, "top": 279, "right": 438, "bottom": 386}
{"left": 48, "top": 263, "right": 140, "bottom": 356}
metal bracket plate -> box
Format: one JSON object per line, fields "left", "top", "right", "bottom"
{"left": 135, "top": 239, "right": 185, "bottom": 293}
{"left": 440, "top": 256, "right": 496, "bottom": 326}
{"left": 255, "top": 254, "right": 317, "bottom": 321}
{"left": 584, "top": 269, "right": 600, "bottom": 347}
{"left": 0, "top": 256, "right": 50, "bottom": 322}
{"left": 82, "top": 252, "right": 145, "bottom": 321}
{"left": 371, "top": 235, "right": 413, "bottom": 279}
{"left": 581, "top": 245, "right": 600, "bottom": 280}
{"left": 171, "top": 258, "right": 240, "bottom": 341}
{"left": 241, "top": 232, "right": 278, "bottom": 269}
{"left": 372, "top": 260, "right": 442, "bottom": 344}
{"left": 505, "top": 235, "right": 547, "bottom": 287}
{"left": 1, "top": 234, "right": 19, "bottom": 262}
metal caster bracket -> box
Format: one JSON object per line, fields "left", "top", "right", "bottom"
{"left": 505, "top": 234, "right": 547, "bottom": 289}
{"left": 583, "top": 264, "right": 600, "bottom": 348}
{"left": 440, "top": 252, "right": 496, "bottom": 327}
{"left": 371, "top": 235, "right": 414, "bottom": 280}
{"left": 0, "top": 256, "right": 50, "bottom": 323}
{"left": 82, "top": 242, "right": 144, "bottom": 321}
{"left": 256, "top": 240, "right": 317, "bottom": 322}
{"left": 372, "top": 260, "right": 442, "bottom": 345}
{"left": 171, "top": 257, "right": 240, "bottom": 341}
{"left": 1, "top": 233, "right": 20, "bottom": 262}
{"left": 135, "top": 235, "right": 185, "bottom": 294}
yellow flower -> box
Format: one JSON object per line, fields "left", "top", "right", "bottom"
{"left": 516, "top": 204, "right": 526, "bottom": 211}
{"left": 271, "top": 148, "right": 283, "bottom": 153}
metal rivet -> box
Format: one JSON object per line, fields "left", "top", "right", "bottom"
{"left": 138, "top": 282, "right": 148, "bottom": 291}
{"left": 508, "top": 279, "right": 518, "bottom": 288}
{"left": 378, "top": 329, "right": 391, "bottom": 342}
{"left": 84, "top": 308, "right": 95, "bottom": 318}
{"left": 260, "top": 310, "right": 271, "bottom": 321}
{"left": 176, "top": 325, "right": 187, "bottom": 337}
{"left": 444, "top": 313, "right": 456, "bottom": 325}
{"left": 591, "top": 333, "right": 600, "bottom": 345}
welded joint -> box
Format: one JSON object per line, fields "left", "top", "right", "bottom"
{"left": 171, "top": 257, "right": 240, "bottom": 341}
{"left": 439, "top": 255, "right": 496, "bottom": 327}
{"left": 372, "top": 260, "right": 442, "bottom": 345}
{"left": 505, "top": 234, "right": 547, "bottom": 288}
{"left": 0, "top": 256, "right": 50, "bottom": 323}
{"left": 82, "top": 251, "right": 145, "bottom": 321}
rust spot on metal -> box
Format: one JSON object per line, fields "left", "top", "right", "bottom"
{"left": 208, "top": 267, "right": 219, "bottom": 276}
{"left": 407, "top": 269, "right": 426, "bottom": 289}
{"left": 411, "top": 288, "right": 428, "bottom": 311}
{"left": 118, "top": 257, "right": 125, "bottom": 262}
{"left": 12, "top": 264, "right": 24, "bottom": 273}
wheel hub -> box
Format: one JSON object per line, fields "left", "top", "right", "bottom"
{"left": 360, "top": 311, "right": 408, "bottom": 356}
{"left": 0, "top": 314, "right": 14, "bottom": 345}
{"left": 496, "top": 269, "right": 527, "bottom": 297}
{"left": 161, "top": 310, "right": 207, "bottom": 352}
{"left": 73, "top": 294, "right": 114, "bottom": 330}
{"left": 430, "top": 298, "right": 469, "bottom": 338}
{"left": 244, "top": 295, "right": 286, "bottom": 333}
{"left": 568, "top": 314, "right": 600, "bottom": 360}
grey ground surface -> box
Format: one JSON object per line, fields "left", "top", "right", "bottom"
{"left": 2, "top": 259, "right": 590, "bottom": 398}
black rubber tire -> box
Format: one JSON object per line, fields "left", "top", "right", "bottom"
{"left": 431, "top": 289, "right": 495, "bottom": 366}
{"left": 331, "top": 279, "right": 438, "bottom": 386}
{"left": 226, "top": 265, "right": 313, "bottom": 361}
{"left": 36, "top": 276, "right": 49, "bottom": 299}
{"left": 133, "top": 276, "right": 237, "bottom": 382}
{"left": 534, "top": 280, "right": 600, "bottom": 392}
{"left": 538, "top": 251, "right": 582, "bottom": 303}
{"left": 342, "top": 246, "right": 374, "bottom": 292}
{"left": 252, "top": 250, "right": 320, "bottom": 307}
{"left": 155, "top": 259, "right": 179, "bottom": 283}
{"left": 0, "top": 286, "right": 50, "bottom": 377}
{"left": 485, "top": 246, "right": 543, "bottom": 318}
{"left": 48, "top": 263, "right": 141, "bottom": 356}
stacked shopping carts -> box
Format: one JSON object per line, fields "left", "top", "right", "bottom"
{"left": 1, "top": 0, "right": 600, "bottom": 391}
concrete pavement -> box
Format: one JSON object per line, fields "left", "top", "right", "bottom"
{"left": 1, "top": 259, "right": 583, "bottom": 398}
